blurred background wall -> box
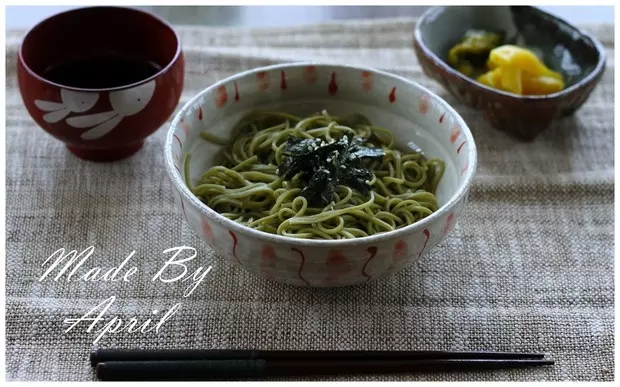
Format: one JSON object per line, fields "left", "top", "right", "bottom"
{"left": 5, "top": 6, "right": 614, "bottom": 30}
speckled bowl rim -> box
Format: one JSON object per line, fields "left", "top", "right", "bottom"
{"left": 413, "top": 6, "right": 607, "bottom": 100}
{"left": 164, "top": 62, "right": 478, "bottom": 247}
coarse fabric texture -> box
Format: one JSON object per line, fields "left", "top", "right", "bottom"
{"left": 5, "top": 18, "right": 614, "bottom": 381}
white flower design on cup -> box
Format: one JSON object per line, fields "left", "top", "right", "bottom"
{"left": 65, "top": 80, "right": 156, "bottom": 140}
{"left": 34, "top": 89, "right": 99, "bottom": 123}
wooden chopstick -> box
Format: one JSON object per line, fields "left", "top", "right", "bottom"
{"left": 95, "top": 358, "right": 554, "bottom": 381}
{"left": 91, "top": 349, "right": 553, "bottom": 381}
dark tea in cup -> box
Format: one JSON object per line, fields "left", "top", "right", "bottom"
{"left": 42, "top": 53, "right": 163, "bottom": 89}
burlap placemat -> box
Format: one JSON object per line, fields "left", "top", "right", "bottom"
{"left": 5, "top": 18, "right": 614, "bottom": 381}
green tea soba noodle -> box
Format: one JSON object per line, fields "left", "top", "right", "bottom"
{"left": 184, "top": 110, "right": 445, "bottom": 240}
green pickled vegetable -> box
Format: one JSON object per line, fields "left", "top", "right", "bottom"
{"left": 448, "top": 29, "right": 504, "bottom": 76}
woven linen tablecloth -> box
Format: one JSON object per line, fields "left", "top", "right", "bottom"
{"left": 5, "top": 18, "right": 614, "bottom": 381}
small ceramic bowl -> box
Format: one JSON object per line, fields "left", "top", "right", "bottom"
{"left": 413, "top": 6, "right": 606, "bottom": 141}
{"left": 165, "top": 63, "right": 477, "bottom": 287}
{"left": 17, "top": 6, "right": 184, "bottom": 162}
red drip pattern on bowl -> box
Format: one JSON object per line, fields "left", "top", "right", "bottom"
{"left": 361, "top": 70, "right": 374, "bottom": 92}
{"left": 419, "top": 229, "right": 431, "bottom": 258}
{"left": 461, "top": 162, "right": 469, "bottom": 176}
{"left": 361, "top": 246, "right": 379, "bottom": 280}
{"left": 450, "top": 126, "right": 461, "bottom": 144}
{"left": 257, "top": 71, "right": 269, "bottom": 90}
{"left": 211, "top": 228, "right": 433, "bottom": 286}
{"left": 442, "top": 212, "right": 455, "bottom": 237}
{"left": 389, "top": 87, "right": 397, "bottom": 103}
{"left": 419, "top": 94, "right": 430, "bottom": 114}
{"left": 328, "top": 72, "right": 338, "bottom": 95}
{"left": 181, "top": 121, "right": 191, "bottom": 139}
{"left": 228, "top": 230, "right": 243, "bottom": 267}
{"left": 173, "top": 133, "right": 183, "bottom": 149}
{"left": 325, "top": 250, "right": 352, "bottom": 285}
{"left": 234, "top": 82, "right": 240, "bottom": 101}
{"left": 291, "top": 248, "right": 310, "bottom": 286}
{"left": 215, "top": 85, "right": 227, "bottom": 107}
{"left": 176, "top": 190, "right": 188, "bottom": 223}
{"left": 260, "top": 245, "right": 277, "bottom": 278}
{"left": 200, "top": 216, "right": 214, "bottom": 244}
{"left": 304, "top": 66, "right": 317, "bottom": 84}
{"left": 280, "top": 71, "right": 288, "bottom": 90}
{"left": 393, "top": 240, "right": 408, "bottom": 263}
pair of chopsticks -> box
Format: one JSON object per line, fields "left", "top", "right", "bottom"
{"left": 91, "top": 348, "right": 554, "bottom": 381}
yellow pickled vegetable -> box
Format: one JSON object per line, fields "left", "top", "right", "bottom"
{"left": 476, "top": 45, "right": 565, "bottom": 95}
{"left": 477, "top": 71, "right": 494, "bottom": 88}
{"left": 521, "top": 74, "right": 565, "bottom": 95}
{"left": 477, "top": 68, "right": 504, "bottom": 89}
{"left": 476, "top": 69, "right": 503, "bottom": 88}
{"left": 488, "top": 45, "right": 563, "bottom": 80}
{"left": 499, "top": 67, "right": 523, "bottom": 95}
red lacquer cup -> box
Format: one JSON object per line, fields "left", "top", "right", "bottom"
{"left": 17, "top": 6, "right": 185, "bottom": 162}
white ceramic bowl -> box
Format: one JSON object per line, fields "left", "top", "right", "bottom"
{"left": 165, "top": 63, "right": 477, "bottom": 287}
